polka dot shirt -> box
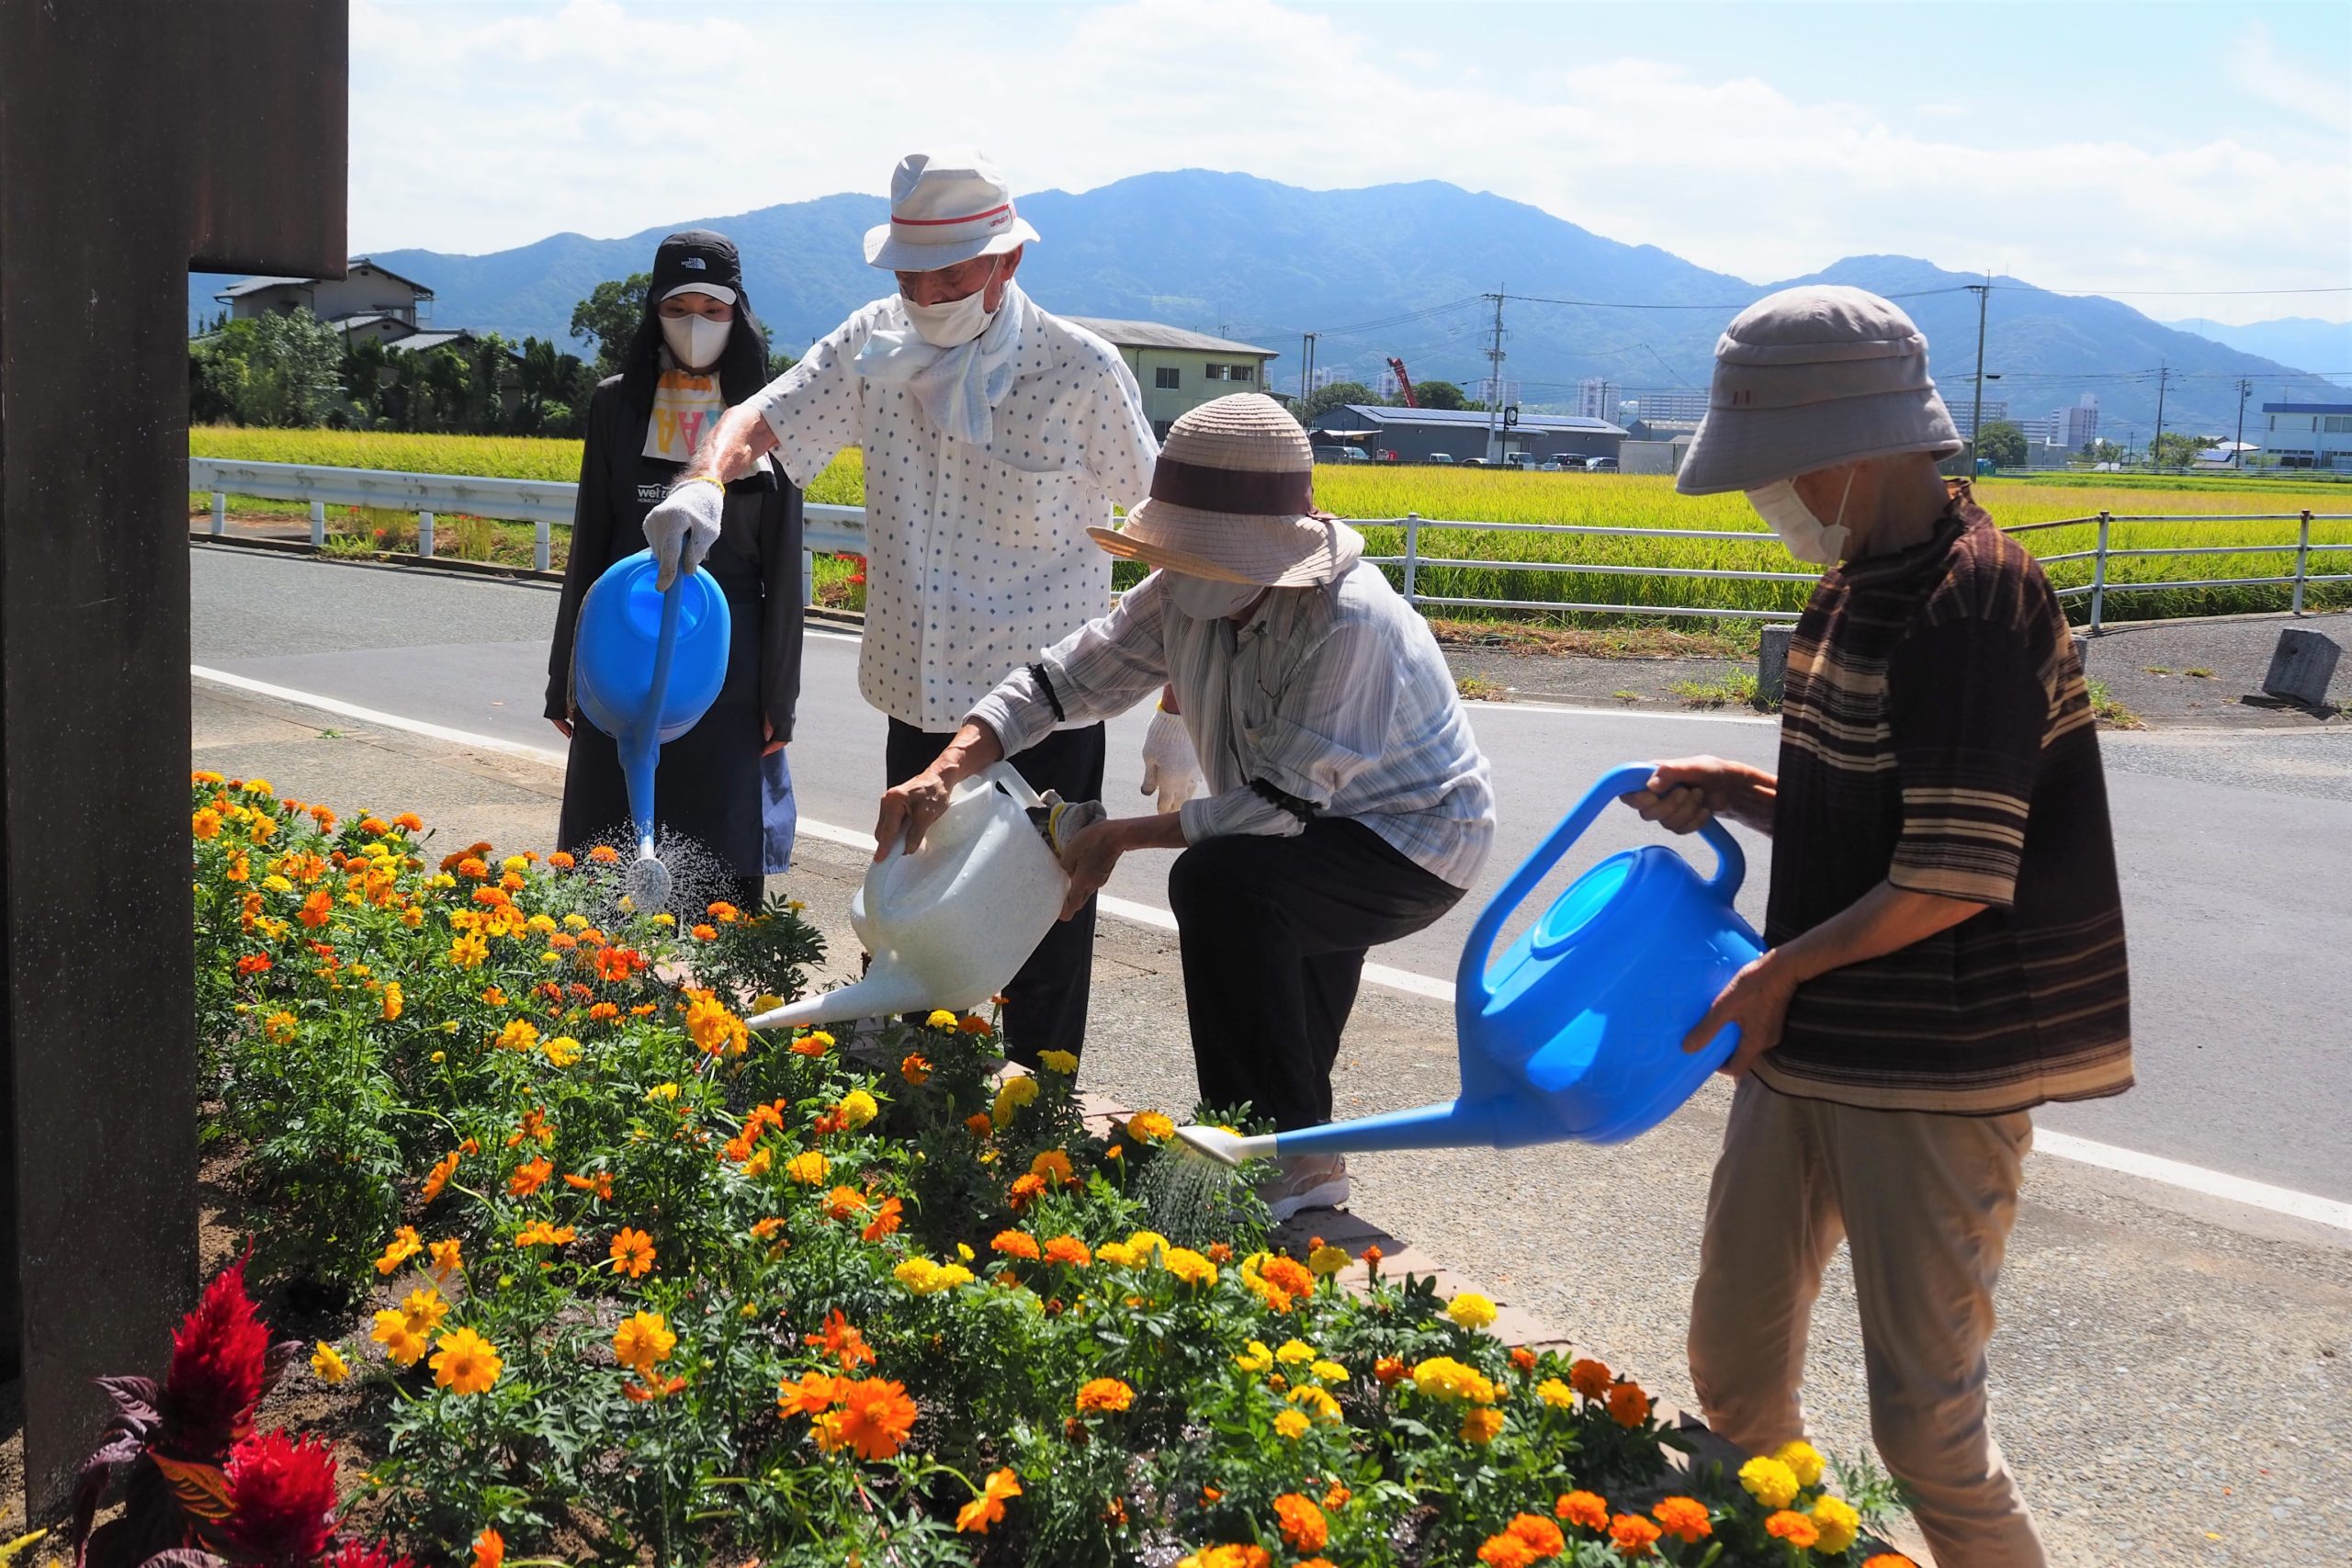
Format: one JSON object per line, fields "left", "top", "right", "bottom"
{"left": 752, "top": 292, "right": 1159, "bottom": 731}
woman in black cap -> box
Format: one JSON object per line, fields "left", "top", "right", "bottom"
{"left": 546, "top": 230, "right": 802, "bottom": 909}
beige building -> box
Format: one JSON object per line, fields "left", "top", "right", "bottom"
{"left": 1068, "top": 318, "right": 1279, "bottom": 439}
{"left": 216, "top": 257, "right": 435, "bottom": 330}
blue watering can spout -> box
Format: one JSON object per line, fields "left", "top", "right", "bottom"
{"left": 1175, "top": 762, "right": 1763, "bottom": 1168}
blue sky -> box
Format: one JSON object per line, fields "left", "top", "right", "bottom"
{"left": 351, "top": 0, "right": 2351, "bottom": 322}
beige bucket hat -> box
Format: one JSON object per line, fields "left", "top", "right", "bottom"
{"left": 1089, "top": 394, "right": 1364, "bottom": 586}
{"left": 1677, "top": 285, "right": 1962, "bottom": 495}
{"left": 863, "top": 149, "right": 1041, "bottom": 273}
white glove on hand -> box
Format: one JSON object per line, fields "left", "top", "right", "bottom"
{"left": 1139, "top": 707, "right": 1204, "bottom": 814}
{"left": 644, "top": 479, "right": 725, "bottom": 591}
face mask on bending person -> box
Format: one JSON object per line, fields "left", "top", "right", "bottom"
{"left": 1165, "top": 571, "right": 1267, "bottom": 620}
{"left": 657, "top": 288, "right": 737, "bottom": 373}
{"left": 896, "top": 252, "right": 1012, "bottom": 348}
{"left": 1746, "top": 465, "right": 1858, "bottom": 565}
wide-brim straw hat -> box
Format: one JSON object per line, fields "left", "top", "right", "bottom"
{"left": 1678, "top": 284, "right": 1962, "bottom": 495}
{"left": 863, "top": 149, "right": 1041, "bottom": 273}
{"left": 1089, "top": 393, "right": 1364, "bottom": 586}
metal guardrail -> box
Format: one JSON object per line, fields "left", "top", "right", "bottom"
{"left": 192, "top": 458, "right": 2350, "bottom": 632}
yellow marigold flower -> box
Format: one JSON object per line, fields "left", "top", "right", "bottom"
{"left": 1287, "top": 1384, "right": 1343, "bottom": 1422}
{"left": 1095, "top": 1241, "right": 1140, "bottom": 1267}
{"left": 500, "top": 853, "right": 529, "bottom": 873}
{"left": 1119, "top": 1110, "right": 1174, "bottom": 1145}
{"left": 1073, "top": 1377, "right": 1134, "bottom": 1414}
{"left": 1807, "top": 1495, "right": 1860, "bottom": 1555}
{"left": 784, "top": 1149, "right": 829, "bottom": 1186}
{"left": 1307, "top": 1244, "right": 1350, "bottom": 1277}
{"left": 1461, "top": 1406, "right": 1506, "bottom": 1445}
{"left": 1410, "top": 1356, "right": 1498, "bottom": 1405}
{"left": 562, "top": 912, "right": 588, "bottom": 929}
{"left": 1309, "top": 1359, "right": 1350, "bottom": 1384}
{"left": 261, "top": 874, "right": 294, "bottom": 894}
{"left": 1273, "top": 1409, "right": 1311, "bottom": 1440}
{"left": 193, "top": 808, "right": 222, "bottom": 840}
{"left": 646, "top": 1082, "right": 680, "bottom": 1102}
{"left": 1536, "top": 1377, "right": 1574, "bottom": 1409}
{"left": 1161, "top": 1247, "right": 1218, "bottom": 1287}
{"left": 613, "top": 1310, "right": 677, "bottom": 1374}
{"left": 1275, "top": 1339, "right": 1315, "bottom": 1366}
{"left": 1126, "top": 1229, "right": 1170, "bottom": 1258}
{"left": 525, "top": 912, "right": 557, "bottom": 933}
{"left": 925, "top": 1009, "right": 958, "bottom": 1029}
{"left": 262, "top": 1011, "right": 298, "bottom": 1044}
{"left": 1773, "top": 1438, "right": 1826, "bottom": 1489}
{"left": 1235, "top": 1341, "right": 1274, "bottom": 1373}
{"left": 990, "top": 1075, "right": 1039, "bottom": 1122}
{"left": 1446, "top": 1292, "right": 1498, "bottom": 1330}
{"left": 1738, "top": 1455, "right": 1800, "bottom": 1511}
{"left": 543, "top": 1034, "right": 582, "bottom": 1067}
{"left": 837, "top": 1089, "right": 879, "bottom": 1130}
{"left": 310, "top": 1341, "right": 350, "bottom": 1383}
{"left": 956, "top": 1242, "right": 976, "bottom": 1262}
{"left": 430, "top": 1326, "right": 503, "bottom": 1394}
{"left": 1036, "top": 1049, "right": 1080, "bottom": 1074}
{"left": 895, "top": 1257, "right": 972, "bottom": 1295}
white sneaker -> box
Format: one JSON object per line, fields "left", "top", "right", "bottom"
{"left": 1258, "top": 1154, "right": 1349, "bottom": 1223}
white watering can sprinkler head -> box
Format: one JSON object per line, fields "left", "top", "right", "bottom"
{"left": 624, "top": 835, "right": 673, "bottom": 911}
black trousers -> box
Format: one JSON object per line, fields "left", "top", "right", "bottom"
{"left": 886, "top": 717, "right": 1105, "bottom": 1066}
{"left": 1168, "top": 819, "right": 1464, "bottom": 1133}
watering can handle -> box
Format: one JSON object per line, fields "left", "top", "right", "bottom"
{"left": 1457, "top": 761, "right": 1746, "bottom": 1012}
{"left": 970, "top": 760, "right": 1048, "bottom": 812}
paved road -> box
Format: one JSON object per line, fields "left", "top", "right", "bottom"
{"left": 191, "top": 545, "right": 2352, "bottom": 1201}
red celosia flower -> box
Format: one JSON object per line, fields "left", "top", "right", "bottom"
{"left": 326, "top": 1539, "right": 414, "bottom": 1568}
{"left": 219, "top": 1429, "right": 339, "bottom": 1566}
{"left": 160, "top": 1258, "right": 274, "bottom": 1461}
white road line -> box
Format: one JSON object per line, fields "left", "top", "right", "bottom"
{"left": 189, "top": 662, "right": 2351, "bottom": 1232}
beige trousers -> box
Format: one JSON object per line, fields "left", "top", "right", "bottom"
{"left": 1689, "top": 1076, "right": 2044, "bottom": 1568}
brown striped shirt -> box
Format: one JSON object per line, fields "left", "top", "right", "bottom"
{"left": 1758, "top": 492, "right": 2133, "bottom": 1115}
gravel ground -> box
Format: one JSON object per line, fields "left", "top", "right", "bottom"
{"left": 180, "top": 680, "right": 2352, "bottom": 1568}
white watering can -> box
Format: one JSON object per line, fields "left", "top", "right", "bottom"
{"left": 747, "top": 763, "right": 1069, "bottom": 1032}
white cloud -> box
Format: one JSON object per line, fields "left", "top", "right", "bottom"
{"left": 2230, "top": 19, "right": 2352, "bottom": 136}
{"left": 347, "top": 0, "right": 2351, "bottom": 321}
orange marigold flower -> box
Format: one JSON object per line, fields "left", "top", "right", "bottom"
{"left": 455, "top": 857, "right": 489, "bottom": 880}
{"left": 507, "top": 1156, "right": 552, "bottom": 1198}
{"left": 1607, "top": 1379, "right": 1652, "bottom": 1428}
{"left": 823, "top": 1185, "right": 869, "bottom": 1221}
{"left": 1610, "top": 1514, "right": 1664, "bottom": 1558}
{"left": 1323, "top": 1481, "right": 1351, "bottom": 1510}
{"left": 587, "top": 1000, "right": 618, "bottom": 1021}
{"left": 546, "top": 850, "right": 574, "bottom": 868}
{"left": 1476, "top": 1535, "right": 1537, "bottom": 1568}
{"left": 1651, "top": 1496, "right": 1713, "bottom": 1544}
{"left": 1861, "top": 1557, "right": 1920, "bottom": 1568}
{"left": 807, "top": 1309, "right": 874, "bottom": 1371}
{"left": 831, "top": 1377, "right": 918, "bottom": 1461}
{"left": 900, "top": 1053, "right": 932, "bottom": 1086}
{"left": 1555, "top": 1491, "right": 1608, "bottom": 1531}
{"left": 858, "top": 1197, "right": 903, "bottom": 1242}
{"left": 587, "top": 844, "right": 619, "bottom": 863}
{"left": 956, "top": 1466, "right": 1022, "bottom": 1535}
{"left": 593, "top": 946, "right": 644, "bottom": 982}
{"left": 691, "top": 923, "right": 718, "bottom": 942}
{"left": 1569, "top": 1357, "right": 1612, "bottom": 1401}
{"left": 1511, "top": 1346, "right": 1539, "bottom": 1373}
{"left": 1460, "top": 1406, "right": 1506, "bottom": 1445}
{"left": 1007, "top": 1173, "right": 1047, "bottom": 1210}
{"left": 1074, "top": 1377, "right": 1134, "bottom": 1414}
{"left": 1261, "top": 1255, "right": 1315, "bottom": 1298}
{"left": 1763, "top": 1511, "right": 1817, "bottom": 1550}
{"left": 964, "top": 1111, "right": 992, "bottom": 1136}
{"left": 1273, "top": 1494, "right": 1329, "bottom": 1553}
{"left": 991, "top": 1230, "right": 1042, "bottom": 1261}
{"left": 1030, "top": 1148, "right": 1076, "bottom": 1187}
{"left": 1506, "top": 1515, "right": 1566, "bottom": 1556}
{"left": 706, "top": 899, "right": 740, "bottom": 922}
{"left": 788, "top": 1028, "right": 834, "bottom": 1057}
{"left": 236, "top": 953, "right": 272, "bottom": 976}
{"left": 957, "top": 1012, "right": 991, "bottom": 1035}
{"left": 421, "top": 1150, "right": 460, "bottom": 1203}
{"left": 1374, "top": 1356, "right": 1407, "bottom": 1386}
{"left": 1043, "top": 1234, "right": 1091, "bottom": 1267}
{"left": 608, "top": 1226, "right": 655, "bottom": 1277}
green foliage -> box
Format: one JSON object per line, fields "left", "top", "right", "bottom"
{"left": 2149, "top": 431, "right": 2219, "bottom": 469}
{"left": 1411, "top": 379, "right": 1469, "bottom": 411}
{"left": 1293, "top": 379, "right": 1384, "bottom": 423}
{"left": 571, "top": 271, "right": 651, "bottom": 377}
{"left": 1974, "top": 420, "right": 2028, "bottom": 468}
{"left": 189, "top": 309, "right": 351, "bottom": 428}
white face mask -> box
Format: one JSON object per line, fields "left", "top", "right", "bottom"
{"left": 900, "top": 262, "right": 1000, "bottom": 347}
{"left": 1746, "top": 469, "right": 1857, "bottom": 565}
{"left": 1167, "top": 571, "right": 1265, "bottom": 620}
{"left": 661, "top": 313, "right": 731, "bottom": 373}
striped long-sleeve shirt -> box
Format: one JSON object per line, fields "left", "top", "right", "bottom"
{"left": 965, "top": 564, "right": 1496, "bottom": 889}
{"left": 1760, "top": 493, "right": 2133, "bottom": 1115}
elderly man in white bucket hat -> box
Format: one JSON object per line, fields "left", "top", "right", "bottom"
{"left": 1620, "top": 286, "right": 2131, "bottom": 1567}
{"left": 876, "top": 392, "right": 1496, "bottom": 1221}
{"left": 659, "top": 149, "right": 1161, "bottom": 1068}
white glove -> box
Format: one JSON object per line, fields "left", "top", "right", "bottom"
{"left": 1139, "top": 706, "right": 1204, "bottom": 814}
{"left": 644, "top": 478, "right": 725, "bottom": 591}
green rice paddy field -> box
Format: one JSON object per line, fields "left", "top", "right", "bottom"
{"left": 192, "top": 425, "right": 2352, "bottom": 622}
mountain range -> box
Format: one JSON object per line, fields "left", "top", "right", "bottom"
{"left": 190, "top": 170, "right": 2350, "bottom": 436}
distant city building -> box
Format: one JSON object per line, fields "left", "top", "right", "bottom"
{"left": 1577, "top": 378, "right": 1619, "bottom": 421}
{"left": 1374, "top": 367, "right": 1403, "bottom": 401}
{"left": 1067, "top": 318, "right": 1277, "bottom": 440}
{"left": 2061, "top": 393, "right": 2100, "bottom": 450}
{"left": 1476, "top": 376, "right": 1521, "bottom": 408}
{"left": 1623, "top": 388, "right": 1711, "bottom": 423}
{"left": 2256, "top": 401, "right": 2352, "bottom": 469}
{"left": 1949, "top": 400, "right": 2010, "bottom": 441}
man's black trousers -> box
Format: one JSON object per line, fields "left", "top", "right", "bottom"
{"left": 1168, "top": 818, "right": 1464, "bottom": 1133}
{"left": 885, "top": 717, "right": 1105, "bottom": 1066}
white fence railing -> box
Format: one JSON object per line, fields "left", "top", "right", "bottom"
{"left": 191, "top": 458, "right": 2351, "bottom": 632}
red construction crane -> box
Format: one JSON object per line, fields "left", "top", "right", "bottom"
{"left": 1385, "top": 355, "right": 1419, "bottom": 409}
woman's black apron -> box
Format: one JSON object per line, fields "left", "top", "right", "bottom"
{"left": 557, "top": 447, "right": 795, "bottom": 884}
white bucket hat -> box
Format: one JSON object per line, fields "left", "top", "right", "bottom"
{"left": 1677, "top": 285, "right": 1962, "bottom": 495}
{"left": 1088, "top": 394, "right": 1363, "bottom": 586}
{"left": 863, "top": 149, "right": 1042, "bottom": 273}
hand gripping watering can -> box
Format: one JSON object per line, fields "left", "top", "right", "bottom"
{"left": 1177, "top": 762, "right": 1763, "bottom": 1166}
{"left": 571, "top": 547, "right": 731, "bottom": 908}
{"left": 747, "top": 762, "right": 1069, "bottom": 1032}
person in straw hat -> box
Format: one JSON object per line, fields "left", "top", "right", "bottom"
{"left": 653, "top": 149, "right": 1160, "bottom": 1067}
{"left": 876, "top": 392, "right": 1495, "bottom": 1221}
{"left": 1618, "top": 285, "right": 2131, "bottom": 1567}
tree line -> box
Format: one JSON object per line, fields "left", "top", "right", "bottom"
{"left": 187, "top": 273, "right": 794, "bottom": 437}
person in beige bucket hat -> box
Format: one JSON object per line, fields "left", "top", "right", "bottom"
{"left": 878, "top": 393, "right": 1498, "bottom": 1222}
{"left": 1616, "top": 286, "right": 2132, "bottom": 1567}
{"left": 656, "top": 149, "right": 1156, "bottom": 1067}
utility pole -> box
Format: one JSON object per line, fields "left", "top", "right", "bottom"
{"left": 2151, "top": 364, "right": 2169, "bottom": 469}
{"left": 1965, "top": 277, "right": 1990, "bottom": 472}
{"left": 2234, "top": 378, "right": 2253, "bottom": 468}
{"left": 1299, "top": 333, "right": 1316, "bottom": 401}
{"left": 1483, "top": 288, "right": 1506, "bottom": 463}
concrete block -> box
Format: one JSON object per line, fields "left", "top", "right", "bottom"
{"left": 2263, "top": 626, "right": 2342, "bottom": 706}
{"left": 1757, "top": 624, "right": 1794, "bottom": 703}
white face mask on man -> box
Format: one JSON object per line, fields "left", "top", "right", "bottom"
{"left": 900, "top": 261, "right": 1001, "bottom": 348}
{"left": 1746, "top": 468, "right": 1858, "bottom": 565}
{"left": 1166, "top": 571, "right": 1266, "bottom": 620}
{"left": 661, "top": 313, "right": 731, "bottom": 373}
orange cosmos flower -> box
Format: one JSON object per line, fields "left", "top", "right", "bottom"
{"left": 858, "top": 1197, "right": 903, "bottom": 1243}
{"left": 562, "top": 1170, "right": 614, "bottom": 1201}
{"left": 608, "top": 1227, "right": 655, "bottom": 1278}
{"left": 1555, "top": 1491, "right": 1608, "bottom": 1530}
{"left": 236, "top": 953, "right": 272, "bottom": 976}
{"left": 470, "top": 1529, "right": 503, "bottom": 1568}
{"left": 506, "top": 1157, "right": 552, "bottom": 1198}
{"left": 778, "top": 1370, "right": 847, "bottom": 1417}
{"left": 807, "top": 1309, "right": 875, "bottom": 1371}
{"left": 514, "top": 1221, "right": 575, "bottom": 1248}
{"left": 374, "top": 1225, "right": 424, "bottom": 1276}
{"left": 831, "top": 1378, "right": 919, "bottom": 1461}
{"left": 422, "top": 1150, "right": 460, "bottom": 1203}
{"left": 956, "top": 1466, "right": 1023, "bottom": 1535}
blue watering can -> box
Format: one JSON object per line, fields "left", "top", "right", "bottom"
{"left": 1176, "top": 762, "right": 1763, "bottom": 1166}
{"left": 571, "top": 547, "right": 731, "bottom": 908}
